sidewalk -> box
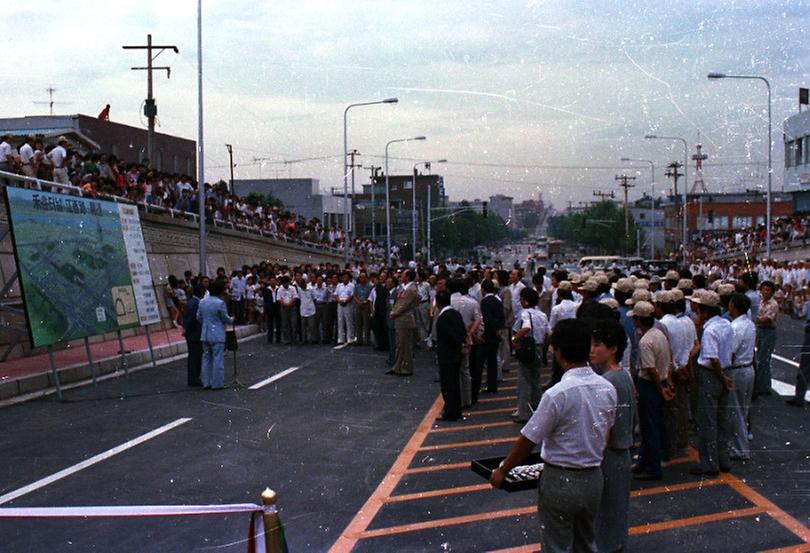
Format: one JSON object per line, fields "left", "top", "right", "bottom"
{"left": 0, "top": 325, "right": 260, "bottom": 401}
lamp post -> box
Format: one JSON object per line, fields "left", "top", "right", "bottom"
{"left": 621, "top": 157, "right": 655, "bottom": 258}
{"left": 196, "top": 0, "right": 206, "bottom": 276}
{"left": 343, "top": 97, "right": 398, "bottom": 262}
{"left": 412, "top": 159, "right": 447, "bottom": 264}
{"left": 385, "top": 136, "right": 426, "bottom": 266}
{"left": 708, "top": 72, "right": 772, "bottom": 258}
{"left": 645, "top": 135, "right": 688, "bottom": 258}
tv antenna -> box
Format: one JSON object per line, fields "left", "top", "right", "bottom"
{"left": 33, "top": 87, "right": 72, "bottom": 116}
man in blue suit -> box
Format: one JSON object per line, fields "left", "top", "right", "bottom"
{"left": 183, "top": 282, "right": 206, "bottom": 387}
{"left": 197, "top": 279, "right": 234, "bottom": 389}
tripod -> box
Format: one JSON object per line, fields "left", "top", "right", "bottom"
{"left": 225, "top": 327, "right": 245, "bottom": 388}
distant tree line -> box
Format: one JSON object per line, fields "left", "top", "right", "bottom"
{"left": 548, "top": 201, "right": 643, "bottom": 254}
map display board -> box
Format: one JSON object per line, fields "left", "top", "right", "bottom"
{"left": 4, "top": 187, "right": 160, "bottom": 348}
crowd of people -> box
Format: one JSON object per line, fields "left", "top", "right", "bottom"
{"left": 689, "top": 214, "right": 810, "bottom": 259}
{"left": 0, "top": 133, "right": 384, "bottom": 259}
{"left": 172, "top": 254, "right": 807, "bottom": 552}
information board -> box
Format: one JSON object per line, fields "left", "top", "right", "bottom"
{"left": 4, "top": 187, "right": 160, "bottom": 348}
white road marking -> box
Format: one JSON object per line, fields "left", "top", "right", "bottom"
{"left": 248, "top": 366, "right": 301, "bottom": 390}
{"left": 770, "top": 354, "right": 810, "bottom": 401}
{"left": 0, "top": 417, "right": 192, "bottom": 506}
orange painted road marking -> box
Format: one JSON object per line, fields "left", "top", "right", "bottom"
{"left": 630, "top": 506, "right": 765, "bottom": 535}
{"left": 630, "top": 477, "right": 725, "bottom": 498}
{"left": 501, "top": 385, "right": 517, "bottom": 391}
{"left": 403, "top": 462, "right": 468, "bottom": 474}
{"left": 386, "top": 483, "right": 492, "bottom": 503}
{"left": 429, "top": 421, "right": 515, "bottom": 433}
{"left": 359, "top": 506, "right": 536, "bottom": 539}
{"left": 722, "top": 473, "right": 810, "bottom": 544}
{"left": 478, "top": 395, "right": 518, "bottom": 403}
{"left": 488, "top": 545, "right": 540, "bottom": 553}
{"left": 463, "top": 407, "right": 514, "bottom": 417}
{"left": 759, "top": 544, "right": 810, "bottom": 553}
{"left": 418, "top": 436, "right": 515, "bottom": 452}
{"left": 329, "top": 393, "right": 444, "bottom": 553}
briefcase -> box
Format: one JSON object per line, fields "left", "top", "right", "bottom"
{"left": 225, "top": 329, "right": 238, "bottom": 351}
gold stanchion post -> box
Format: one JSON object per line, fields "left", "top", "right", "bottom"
{"left": 261, "top": 488, "right": 282, "bottom": 553}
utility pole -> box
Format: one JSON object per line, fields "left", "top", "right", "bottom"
{"left": 665, "top": 162, "right": 684, "bottom": 252}
{"left": 615, "top": 174, "right": 636, "bottom": 249}
{"left": 225, "top": 144, "right": 234, "bottom": 194}
{"left": 348, "top": 149, "right": 361, "bottom": 238}
{"left": 123, "top": 34, "right": 179, "bottom": 168}
{"left": 364, "top": 165, "right": 380, "bottom": 241}
{"left": 593, "top": 190, "right": 615, "bottom": 202}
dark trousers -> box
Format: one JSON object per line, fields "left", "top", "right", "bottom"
{"left": 374, "top": 311, "right": 389, "bottom": 349}
{"left": 324, "top": 303, "right": 338, "bottom": 344}
{"left": 469, "top": 344, "right": 484, "bottom": 404}
{"left": 439, "top": 361, "right": 463, "bottom": 418}
{"left": 315, "top": 303, "right": 328, "bottom": 344}
{"left": 186, "top": 340, "right": 202, "bottom": 386}
{"left": 637, "top": 378, "right": 665, "bottom": 477}
{"left": 266, "top": 306, "right": 276, "bottom": 343}
{"left": 387, "top": 325, "right": 397, "bottom": 365}
{"left": 796, "top": 328, "right": 810, "bottom": 402}
{"left": 755, "top": 326, "right": 776, "bottom": 394}
{"left": 482, "top": 340, "right": 499, "bottom": 393}
{"left": 233, "top": 298, "right": 245, "bottom": 325}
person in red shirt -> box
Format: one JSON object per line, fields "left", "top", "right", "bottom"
{"left": 98, "top": 104, "right": 110, "bottom": 120}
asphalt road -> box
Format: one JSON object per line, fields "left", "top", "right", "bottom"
{"left": 0, "top": 315, "right": 807, "bottom": 552}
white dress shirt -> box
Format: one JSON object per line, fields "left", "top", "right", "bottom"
{"left": 730, "top": 314, "right": 756, "bottom": 366}
{"left": 698, "top": 315, "right": 734, "bottom": 368}
{"left": 549, "top": 299, "right": 577, "bottom": 330}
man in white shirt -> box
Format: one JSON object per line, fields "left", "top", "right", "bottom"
{"left": 18, "top": 136, "right": 35, "bottom": 177}
{"left": 0, "top": 133, "right": 14, "bottom": 177}
{"left": 48, "top": 136, "right": 69, "bottom": 185}
{"left": 276, "top": 276, "right": 299, "bottom": 345}
{"left": 451, "top": 277, "right": 483, "bottom": 407}
{"left": 549, "top": 280, "right": 577, "bottom": 330}
{"left": 508, "top": 268, "right": 526, "bottom": 325}
{"left": 727, "top": 293, "right": 756, "bottom": 460}
{"left": 655, "top": 290, "right": 690, "bottom": 455}
{"left": 335, "top": 272, "right": 356, "bottom": 344}
{"left": 491, "top": 318, "right": 617, "bottom": 553}
{"left": 298, "top": 277, "right": 317, "bottom": 344}
{"left": 689, "top": 290, "right": 734, "bottom": 476}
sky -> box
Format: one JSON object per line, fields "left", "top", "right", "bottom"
{"left": 2, "top": 0, "right": 809, "bottom": 209}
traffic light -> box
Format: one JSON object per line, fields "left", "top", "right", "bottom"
{"left": 482, "top": 201, "right": 488, "bottom": 217}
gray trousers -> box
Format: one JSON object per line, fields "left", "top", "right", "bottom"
{"left": 539, "top": 465, "right": 603, "bottom": 553}
{"left": 355, "top": 302, "right": 371, "bottom": 344}
{"left": 460, "top": 351, "right": 472, "bottom": 407}
{"left": 517, "top": 358, "right": 541, "bottom": 420}
{"left": 314, "top": 303, "right": 328, "bottom": 343}
{"left": 595, "top": 448, "right": 630, "bottom": 553}
{"left": 696, "top": 366, "right": 732, "bottom": 472}
{"left": 416, "top": 302, "right": 431, "bottom": 341}
{"left": 392, "top": 327, "right": 414, "bottom": 375}
{"left": 280, "top": 307, "right": 299, "bottom": 344}
{"left": 727, "top": 366, "right": 754, "bottom": 459}
{"left": 301, "top": 315, "right": 317, "bottom": 344}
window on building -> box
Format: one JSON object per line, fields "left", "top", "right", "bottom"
{"left": 797, "top": 137, "right": 804, "bottom": 166}
{"left": 173, "top": 155, "right": 179, "bottom": 173}
{"left": 786, "top": 140, "right": 794, "bottom": 168}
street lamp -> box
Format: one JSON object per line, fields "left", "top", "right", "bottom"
{"left": 621, "top": 157, "right": 655, "bottom": 258}
{"left": 645, "top": 135, "right": 688, "bottom": 258}
{"left": 343, "top": 97, "right": 398, "bottom": 262}
{"left": 708, "top": 72, "right": 772, "bottom": 258}
{"left": 412, "top": 159, "right": 447, "bottom": 264}
{"left": 385, "top": 136, "right": 426, "bottom": 266}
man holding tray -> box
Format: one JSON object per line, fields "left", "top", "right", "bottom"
{"left": 491, "top": 318, "right": 617, "bottom": 553}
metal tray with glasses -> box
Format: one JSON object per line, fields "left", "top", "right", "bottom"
{"left": 470, "top": 453, "right": 544, "bottom": 492}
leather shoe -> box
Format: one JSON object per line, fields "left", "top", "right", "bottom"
{"left": 688, "top": 466, "right": 719, "bottom": 476}
{"left": 385, "top": 369, "right": 397, "bottom": 375}
{"left": 786, "top": 398, "right": 805, "bottom": 407}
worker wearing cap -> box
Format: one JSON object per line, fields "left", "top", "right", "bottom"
{"left": 630, "top": 300, "right": 672, "bottom": 480}
{"left": 614, "top": 278, "right": 638, "bottom": 372}
{"left": 49, "top": 136, "right": 69, "bottom": 185}
{"left": 656, "top": 290, "right": 690, "bottom": 455}
{"left": 549, "top": 281, "right": 578, "bottom": 387}
{"left": 717, "top": 283, "right": 736, "bottom": 320}
{"left": 689, "top": 290, "right": 734, "bottom": 476}
{"left": 664, "top": 270, "right": 681, "bottom": 291}
{"left": 649, "top": 275, "right": 661, "bottom": 293}
{"left": 576, "top": 278, "right": 600, "bottom": 316}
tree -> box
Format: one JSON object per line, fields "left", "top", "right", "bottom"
{"left": 548, "top": 201, "right": 643, "bottom": 254}
{"left": 245, "top": 192, "right": 283, "bottom": 210}
{"left": 431, "top": 207, "right": 511, "bottom": 257}
{"left": 521, "top": 211, "right": 540, "bottom": 231}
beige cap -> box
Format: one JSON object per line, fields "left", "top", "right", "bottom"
{"left": 625, "top": 288, "right": 652, "bottom": 306}
{"left": 628, "top": 300, "right": 655, "bottom": 318}
{"left": 568, "top": 273, "right": 582, "bottom": 284}
{"left": 665, "top": 270, "right": 680, "bottom": 281}
{"left": 557, "top": 280, "right": 573, "bottom": 291}
{"left": 688, "top": 289, "right": 720, "bottom": 307}
{"left": 612, "top": 277, "right": 634, "bottom": 293}
{"left": 634, "top": 278, "right": 650, "bottom": 289}
{"left": 595, "top": 274, "right": 610, "bottom": 285}
{"left": 629, "top": 275, "right": 638, "bottom": 283}
{"left": 582, "top": 278, "right": 600, "bottom": 292}
{"left": 653, "top": 290, "right": 669, "bottom": 303}
{"left": 57, "top": 135, "right": 68, "bottom": 143}
{"left": 669, "top": 289, "right": 685, "bottom": 302}
{"left": 581, "top": 271, "right": 593, "bottom": 279}
{"left": 717, "top": 283, "right": 736, "bottom": 297}
{"left": 600, "top": 298, "right": 620, "bottom": 310}
{"left": 650, "top": 275, "right": 661, "bottom": 284}
{"left": 677, "top": 278, "right": 693, "bottom": 290}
